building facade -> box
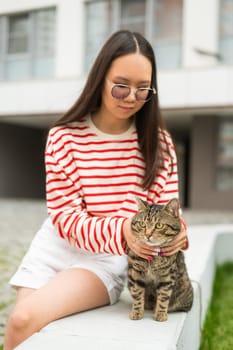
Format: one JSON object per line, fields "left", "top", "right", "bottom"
{"left": 0, "top": 0, "right": 232, "bottom": 209}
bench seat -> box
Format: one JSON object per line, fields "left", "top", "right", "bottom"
{"left": 15, "top": 224, "right": 233, "bottom": 350}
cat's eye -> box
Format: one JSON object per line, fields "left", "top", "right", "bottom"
{"left": 140, "top": 222, "right": 146, "bottom": 228}
{"left": 156, "top": 223, "right": 163, "bottom": 229}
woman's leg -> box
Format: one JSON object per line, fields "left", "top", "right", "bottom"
{"left": 4, "top": 268, "right": 109, "bottom": 350}
{"left": 15, "top": 287, "right": 35, "bottom": 301}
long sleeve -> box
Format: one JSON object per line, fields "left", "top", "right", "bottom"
{"left": 46, "top": 145, "right": 125, "bottom": 255}
{"left": 45, "top": 126, "right": 128, "bottom": 255}
{"left": 45, "top": 120, "right": 187, "bottom": 255}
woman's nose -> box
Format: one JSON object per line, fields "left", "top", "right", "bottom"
{"left": 125, "top": 88, "right": 137, "bottom": 102}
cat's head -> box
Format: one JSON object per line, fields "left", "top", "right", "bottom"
{"left": 131, "top": 197, "right": 181, "bottom": 247}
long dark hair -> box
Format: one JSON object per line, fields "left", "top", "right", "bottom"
{"left": 53, "top": 30, "right": 166, "bottom": 190}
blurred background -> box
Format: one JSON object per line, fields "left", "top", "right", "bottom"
{"left": 0, "top": 1, "right": 232, "bottom": 344}
{"left": 0, "top": 0, "right": 232, "bottom": 210}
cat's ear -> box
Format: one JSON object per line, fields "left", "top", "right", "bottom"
{"left": 164, "top": 198, "right": 180, "bottom": 217}
{"left": 135, "top": 197, "right": 149, "bottom": 212}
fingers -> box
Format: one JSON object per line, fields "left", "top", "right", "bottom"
{"left": 123, "top": 218, "right": 160, "bottom": 259}
{"left": 161, "top": 227, "right": 188, "bottom": 256}
{"left": 160, "top": 242, "right": 184, "bottom": 256}
{"left": 127, "top": 232, "right": 188, "bottom": 259}
{"left": 129, "top": 238, "right": 160, "bottom": 259}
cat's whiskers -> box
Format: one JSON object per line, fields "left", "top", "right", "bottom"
{"left": 145, "top": 238, "right": 173, "bottom": 247}
{"left": 146, "top": 241, "right": 160, "bottom": 246}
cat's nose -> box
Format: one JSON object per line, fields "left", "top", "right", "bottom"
{"left": 145, "top": 229, "right": 152, "bottom": 238}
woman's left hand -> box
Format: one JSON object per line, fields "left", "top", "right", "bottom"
{"left": 160, "top": 221, "right": 188, "bottom": 256}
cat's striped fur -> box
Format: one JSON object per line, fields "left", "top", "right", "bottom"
{"left": 128, "top": 198, "right": 193, "bottom": 321}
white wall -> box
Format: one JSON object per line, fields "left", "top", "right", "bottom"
{"left": 0, "top": 78, "right": 85, "bottom": 115}
{"left": 0, "top": 0, "right": 57, "bottom": 13}
{"left": 158, "top": 66, "right": 233, "bottom": 109}
{"left": 183, "top": 0, "right": 220, "bottom": 67}
{"left": 55, "top": 0, "right": 84, "bottom": 78}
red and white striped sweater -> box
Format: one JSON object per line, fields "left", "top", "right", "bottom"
{"left": 45, "top": 115, "right": 180, "bottom": 255}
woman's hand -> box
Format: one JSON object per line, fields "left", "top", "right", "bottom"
{"left": 123, "top": 218, "right": 160, "bottom": 260}
{"left": 160, "top": 221, "right": 188, "bottom": 256}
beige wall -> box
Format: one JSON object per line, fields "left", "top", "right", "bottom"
{"left": 189, "top": 115, "right": 233, "bottom": 210}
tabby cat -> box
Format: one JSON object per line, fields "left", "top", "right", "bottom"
{"left": 128, "top": 197, "right": 193, "bottom": 321}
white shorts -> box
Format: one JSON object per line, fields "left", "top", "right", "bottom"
{"left": 9, "top": 217, "right": 127, "bottom": 305}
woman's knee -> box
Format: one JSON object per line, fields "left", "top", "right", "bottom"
{"left": 8, "top": 303, "right": 32, "bottom": 332}
{"left": 4, "top": 302, "right": 38, "bottom": 350}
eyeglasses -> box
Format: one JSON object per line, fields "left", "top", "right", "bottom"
{"left": 106, "top": 79, "right": 156, "bottom": 102}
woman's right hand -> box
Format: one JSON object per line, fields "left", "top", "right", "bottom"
{"left": 123, "top": 218, "right": 159, "bottom": 260}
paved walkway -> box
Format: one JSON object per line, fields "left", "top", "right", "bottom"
{"left": 0, "top": 199, "right": 232, "bottom": 346}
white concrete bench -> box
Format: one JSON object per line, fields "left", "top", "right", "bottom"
{"left": 15, "top": 224, "right": 233, "bottom": 350}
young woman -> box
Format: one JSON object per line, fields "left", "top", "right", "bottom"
{"left": 4, "top": 30, "right": 188, "bottom": 350}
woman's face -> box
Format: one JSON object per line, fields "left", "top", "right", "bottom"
{"left": 100, "top": 53, "right": 153, "bottom": 122}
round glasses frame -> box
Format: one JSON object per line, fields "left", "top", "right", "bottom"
{"left": 106, "top": 79, "right": 156, "bottom": 103}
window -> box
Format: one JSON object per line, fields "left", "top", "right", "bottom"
{"left": 151, "top": 0, "right": 183, "bottom": 69}
{"left": 120, "top": 0, "right": 146, "bottom": 34}
{"left": 0, "top": 7, "right": 56, "bottom": 80}
{"left": 85, "top": 1, "right": 115, "bottom": 69}
{"left": 84, "top": 0, "right": 183, "bottom": 71}
{"left": 216, "top": 119, "right": 233, "bottom": 191}
{"left": 8, "top": 14, "right": 29, "bottom": 54}
{"left": 219, "top": 0, "right": 233, "bottom": 64}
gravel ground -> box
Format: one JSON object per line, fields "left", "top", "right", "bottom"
{"left": 0, "top": 199, "right": 232, "bottom": 346}
{"left": 0, "top": 199, "right": 47, "bottom": 345}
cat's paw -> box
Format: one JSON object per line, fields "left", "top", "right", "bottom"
{"left": 154, "top": 311, "right": 168, "bottom": 322}
{"left": 129, "top": 310, "right": 144, "bottom": 320}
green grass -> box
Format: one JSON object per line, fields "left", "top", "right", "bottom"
{"left": 200, "top": 262, "right": 233, "bottom": 350}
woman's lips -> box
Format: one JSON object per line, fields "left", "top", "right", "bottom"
{"left": 119, "top": 106, "right": 134, "bottom": 112}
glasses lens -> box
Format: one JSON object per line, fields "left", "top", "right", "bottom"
{"left": 111, "top": 85, "right": 130, "bottom": 99}
{"left": 136, "top": 88, "right": 153, "bottom": 102}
